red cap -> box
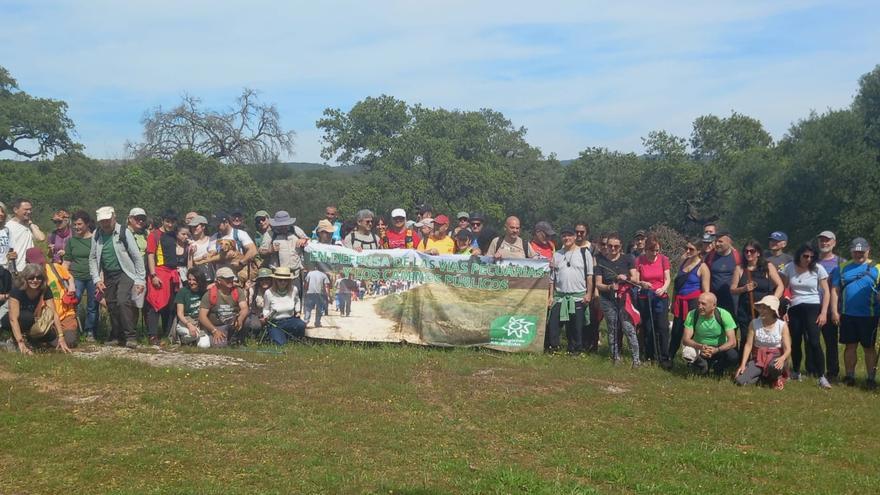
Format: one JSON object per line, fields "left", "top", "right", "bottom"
{"left": 434, "top": 214, "right": 449, "bottom": 225}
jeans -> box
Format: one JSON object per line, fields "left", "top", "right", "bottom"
{"left": 583, "top": 298, "right": 602, "bottom": 352}
{"left": 546, "top": 300, "right": 586, "bottom": 352}
{"left": 338, "top": 293, "right": 352, "bottom": 316}
{"left": 303, "top": 293, "right": 325, "bottom": 326}
{"left": 74, "top": 278, "right": 99, "bottom": 336}
{"left": 638, "top": 294, "right": 670, "bottom": 362}
{"left": 268, "top": 317, "right": 306, "bottom": 345}
{"left": 788, "top": 303, "right": 825, "bottom": 377}
{"left": 104, "top": 271, "right": 136, "bottom": 342}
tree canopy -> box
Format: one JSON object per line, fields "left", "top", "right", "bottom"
{"left": 0, "top": 66, "right": 81, "bottom": 159}
{"left": 127, "top": 89, "right": 295, "bottom": 165}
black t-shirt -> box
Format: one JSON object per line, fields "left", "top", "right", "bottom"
{"left": 595, "top": 254, "right": 635, "bottom": 293}
{"left": 477, "top": 227, "right": 498, "bottom": 254}
{"left": 10, "top": 287, "right": 53, "bottom": 314}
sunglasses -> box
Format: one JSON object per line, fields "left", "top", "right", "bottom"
{"left": 744, "top": 248, "right": 757, "bottom": 254}
{"left": 801, "top": 254, "right": 814, "bottom": 259}
{"left": 470, "top": 222, "right": 482, "bottom": 226}
{"left": 27, "top": 276, "right": 44, "bottom": 281}
{"left": 575, "top": 230, "right": 586, "bottom": 235}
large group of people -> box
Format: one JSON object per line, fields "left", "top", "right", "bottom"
{"left": 1, "top": 198, "right": 878, "bottom": 392}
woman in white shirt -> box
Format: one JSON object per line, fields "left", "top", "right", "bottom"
{"left": 781, "top": 244, "right": 831, "bottom": 388}
{"left": 261, "top": 267, "right": 306, "bottom": 345}
{"left": 735, "top": 296, "right": 791, "bottom": 390}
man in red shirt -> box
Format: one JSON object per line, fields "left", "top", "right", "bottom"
{"left": 383, "top": 208, "right": 419, "bottom": 249}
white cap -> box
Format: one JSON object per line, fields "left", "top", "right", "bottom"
{"left": 96, "top": 206, "right": 115, "bottom": 222}
{"left": 129, "top": 207, "right": 146, "bottom": 217}
{"left": 391, "top": 208, "right": 406, "bottom": 219}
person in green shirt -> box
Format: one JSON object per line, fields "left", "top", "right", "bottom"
{"left": 62, "top": 210, "right": 98, "bottom": 341}
{"left": 682, "top": 292, "right": 740, "bottom": 375}
{"left": 174, "top": 268, "right": 210, "bottom": 347}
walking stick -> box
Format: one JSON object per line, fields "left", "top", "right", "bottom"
{"left": 745, "top": 267, "right": 756, "bottom": 319}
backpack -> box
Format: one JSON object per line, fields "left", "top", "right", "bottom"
{"left": 208, "top": 285, "right": 240, "bottom": 306}
{"left": 348, "top": 231, "right": 380, "bottom": 250}
{"left": 688, "top": 308, "right": 725, "bottom": 328}
{"left": 492, "top": 236, "right": 531, "bottom": 258}
{"left": 579, "top": 247, "right": 591, "bottom": 279}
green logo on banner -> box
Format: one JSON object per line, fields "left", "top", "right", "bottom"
{"left": 489, "top": 315, "right": 538, "bottom": 347}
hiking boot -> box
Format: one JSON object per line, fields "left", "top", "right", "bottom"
{"left": 124, "top": 339, "right": 138, "bottom": 349}
{"left": 866, "top": 379, "right": 877, "bottom": 391}
{"left": 104, "top": 339, "right": 119, "bottom": 347}
{"left": 818, "top": 376, "right": 832, "bottom": 390}
{"left": 631, "top": 360, "right": 641, "bottom": 369}
{"left": 843, "top": 376, "right": 856, "bottom": 387}
{"left": 148, "top": 336, "right": 161, "bottom": 346}
{"left": 659, "top": 360, "right": 673, "bottom": 371}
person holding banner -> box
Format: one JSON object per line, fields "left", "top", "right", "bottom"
{"left": 418, "top": 214, "right": 454, "bottom": 255}
{"left": 485, "top": 216, "right": 536, "bottom": 260}
{"left": 343, "top": 210, "right": 381, "bottom": 251}
{"left": 547, "top": 227, "right": 593, "bottom": 354}
{"left": 595, "top": 233, "right": 641, "bottom": 366}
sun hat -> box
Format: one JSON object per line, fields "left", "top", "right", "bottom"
{"left": 269, "top": 211, "right": 296, "bottom": 227}
{"left": 754, "top": 295, "right": 780, "bottom": 317}
{"left": 272, "top": 266, "right": 295, "bottom": 279}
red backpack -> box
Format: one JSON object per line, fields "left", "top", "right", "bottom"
{"left": 208, "top": 285, "right": 240, "bottom": 306}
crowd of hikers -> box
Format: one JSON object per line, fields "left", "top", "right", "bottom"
{"left": 1, "top": 198, "right": 878, "bottom": 392}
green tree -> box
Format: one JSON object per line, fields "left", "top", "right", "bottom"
{"left": 0, "top": 66, "right": 81, "bottom": 158}
{"left": 853, "top": 64, "right": 880, "bottom": 156}
{"left": 690, "top": 111, "right": 772, "bottom": 162}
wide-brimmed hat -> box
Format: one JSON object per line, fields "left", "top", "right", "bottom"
{"left": 272, "top": 266, "right": 295, "bottom": 279}
{"left": 256, "top": 268, "right": 273, "bottom": 280}
{"left": 269, "top": 211, "right": 296, "bottom": 227}
{"left": 755, "top": 295, "right": 781, "bottom": 317}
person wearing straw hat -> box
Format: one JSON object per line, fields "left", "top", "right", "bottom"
{"left": 735, "top": 295, "right": 791, "bottom": 389}
{"left": 261, "top": 266, "right": 306, "bottom": 345}
{"left": 259, "top": 211, "right": 308, "bottom": 273}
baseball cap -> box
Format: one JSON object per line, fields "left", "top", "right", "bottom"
{"left": 215, "top": 267, "right": 236, "bottom": 279}
{"left": 634, "top": 229, "right": 646, "bottom": 238}
{"left": 229, "top": 207, "right": 244, "bottom": 217}
{"left": 128, "top": 207, "right": 146, "bottom": 218}
{"left": 850, "top": 237, "right": 870, "bottom": 252}
{"left": 254, "top": 210, "right": 269, "bottom": 219}
{"left": 817, "top": 231, "right": 836, "bottom": 240}
{"left": 469, "top": 212, "right": 485, "bottom": 222}
{"left": 187, "top": 215, "right": 208, "bottom": 227}
{"left": 414, "top": 218, "right": 434, "bottom": 228}
{"left": 96, "top": 206, "right": 115, "bottom": 222}
{"left": 317, "top": 219, "right": 335, "bottom": 233}
{"left": 560, "top": 226, "right": 576, "bottom": 235}
{"left": 769, "top": 231, "right": 788, "bottom": 242}
{"left": 434, "top": 214, "right": 449, "bottom": 225}
{"left": 701, "top": 233, "right": 716, "bottom": 243}
{"left": 391, "top": 208, "right": 407, "bottom": 219}
{"left": 214, "top": 211, "right": 230, "bottom": 223}
{"left": 456, "top": 211, "right": 469, "bottom": 220}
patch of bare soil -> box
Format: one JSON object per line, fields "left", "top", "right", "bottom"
{"left": 72, "top": 346, "right": 262, "bottom": 370}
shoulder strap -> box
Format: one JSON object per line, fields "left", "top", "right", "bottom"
{"left": 231, "top": 287, "right": 240, "bottom": 303}
{"left": 232, "top": 229, "right": 244, "bottom": 251}
{"left": 209, "top": 285, "right": 218, "bottom": 306}
{"left": 493, "top": 236, "right": 503, "bottom": 253}
{"left": 580, "top": 247, "right": 589, "bottom": 278}
{"left": 47, "top": 263, "right": 70, "bottom": 292}
{"left": 523, "top": 239, "right": 530, "bottom": 258}
{"left": 714, "top": 308, "right": 724, "bottom": 327}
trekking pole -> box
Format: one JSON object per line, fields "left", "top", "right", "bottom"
{"left": 644, "top": 288, "right": 660, "bottom": 363}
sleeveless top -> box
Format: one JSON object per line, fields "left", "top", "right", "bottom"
{"left": 676, "top": 261, "right": 702, "bottom": 296}
{"left": 736, "top": 264, "right": 774, "bottom": 323}
{"left": 752, "top": 318, "right": 784, "bottom": 348}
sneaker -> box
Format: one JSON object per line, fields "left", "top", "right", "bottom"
{"left": 631, "top": 360, "right": 641, "bottom": 369}
{"left": 843, "top": 376, "right": 856, "bottom": 387}
{"left": 124, "top": 339, "right": 138, "bottom": 349}
{"left": 789, "top": 371, "right": 801, "bottom": 381}
{"left": 84, "top": 333, "right": 97, "bottom": 343}
{"left": 867, "top": 379, "right": 877, "bottom": 391}
{"left": 104, "top": 339, "right": 119, "bottom": 347}
{"left": 148, "top": 336, "right": 161, "bottom": 346}
{"left": 818, "top": 376, "right": 832, "bottom": 389}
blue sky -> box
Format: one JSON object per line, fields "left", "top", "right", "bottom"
{"left": 1, "top": 1, "right": 878, "bottom": 163}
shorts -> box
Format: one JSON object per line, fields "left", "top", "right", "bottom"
{"left": 839, "top": 315, "right": 879, "bottom": 347}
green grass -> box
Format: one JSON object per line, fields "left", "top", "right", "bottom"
{"left": 1, "top": 343, "right": 878, "bottom": 494}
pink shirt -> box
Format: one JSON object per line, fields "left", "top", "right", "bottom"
{"left": 636, "top": 253, "right": 670, "bottom": 298}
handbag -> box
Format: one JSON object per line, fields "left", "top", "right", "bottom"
{"left": 29, "top": 298, "right": 55, "bottom": 339}
{"left": 48, "top": 263, "right": 79, "bottom": 306}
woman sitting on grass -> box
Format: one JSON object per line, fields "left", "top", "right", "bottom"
{"left": 261, "top": 267, "right": 306, "bottom": 345}
{"left": 735, "top": 295, "right": 791, "bottom": 389}
{"left": 1, "top": 263, "right": 73, "bottom": 354}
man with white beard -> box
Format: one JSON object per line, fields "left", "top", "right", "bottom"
{"left": 816, "top": 231, "right": 843, "bottom": 383}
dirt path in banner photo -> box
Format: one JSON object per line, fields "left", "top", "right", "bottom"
{"left": 305, "top": 294, "right": 412, "bottom": 343}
